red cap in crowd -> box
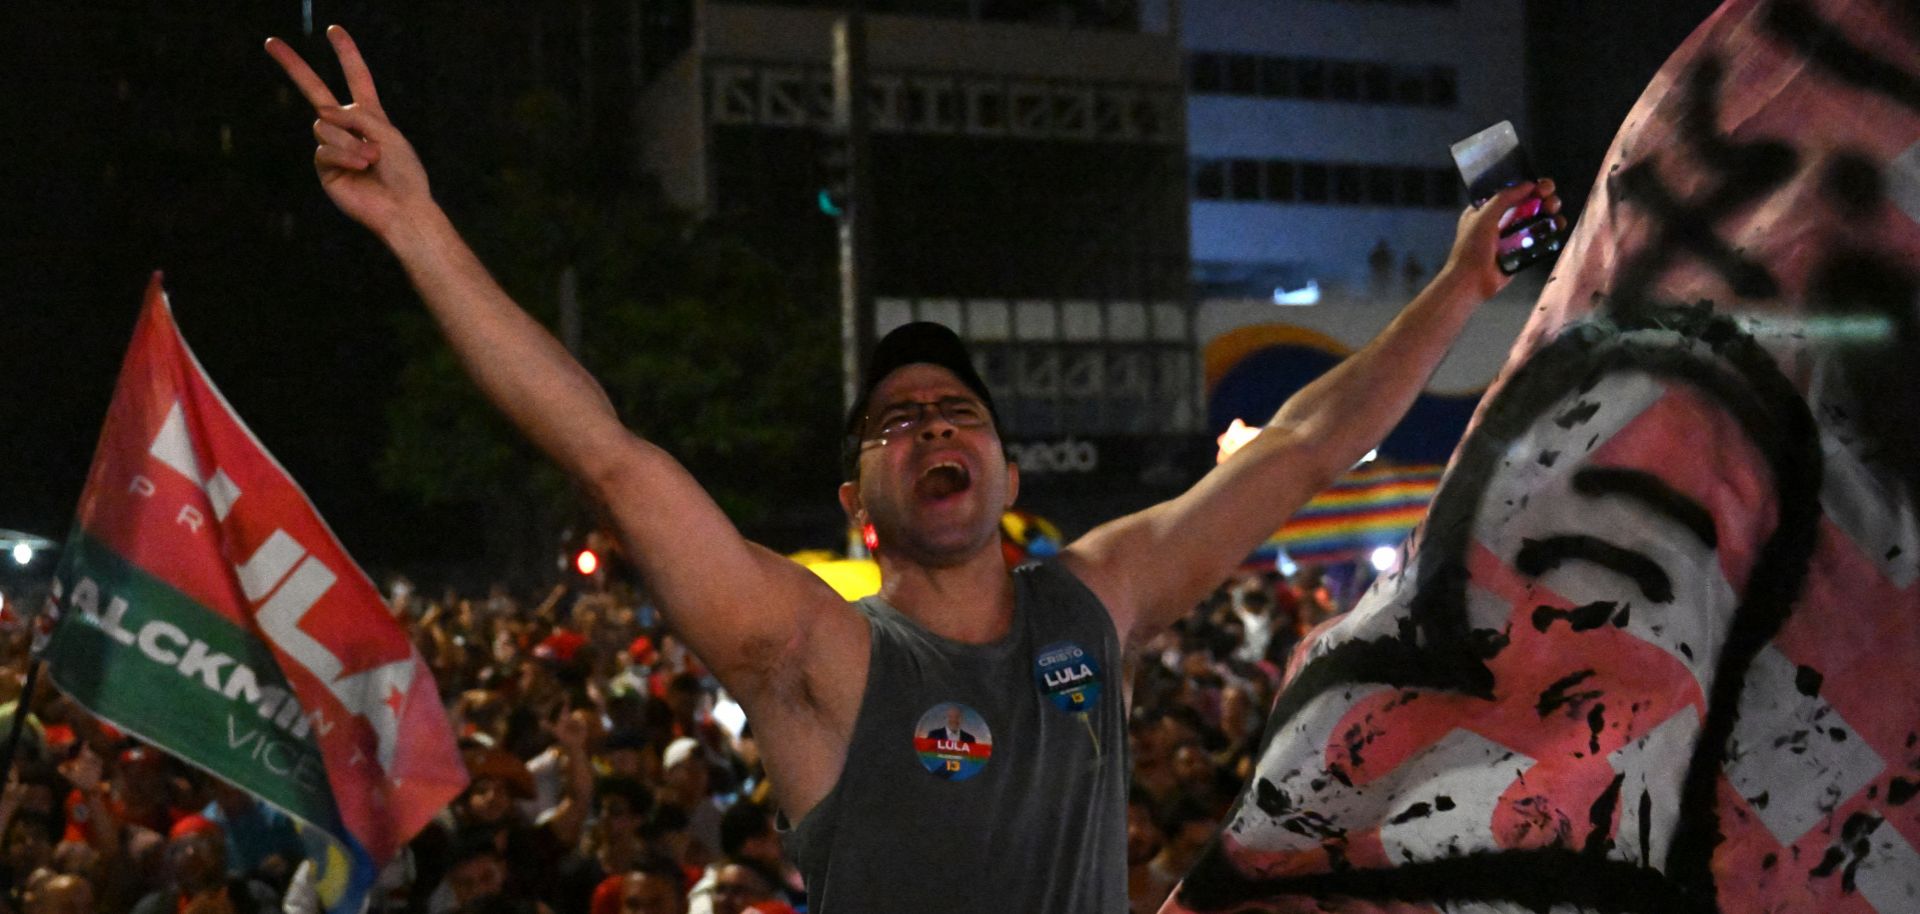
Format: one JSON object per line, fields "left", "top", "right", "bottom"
{"left": 169, "top": 814, "right": 221, "bottom": 841}
{"left": 627, "top": 635, "right": 656, "bottom": 665}
{"left": 534, "top": 630, "right": 587, "bottom": 665}
{"left": 588, "top": 875, "right": 625, "bottom": 914}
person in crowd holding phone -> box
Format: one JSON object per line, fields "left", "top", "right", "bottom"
{"left": 265, "top": 25, "right": 1559, "bottom": 914}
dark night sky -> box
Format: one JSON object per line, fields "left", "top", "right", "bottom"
{"left": 0, "top": 0, "right": 1727, "bottom": 582}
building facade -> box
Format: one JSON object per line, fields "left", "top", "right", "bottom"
{"left": 1148, "top": 0, "right": 1538, "bottom": 565}
{"left": 1168, "top": 0, "right": 1528, "bottom": 304}
{"left": 635, "top": 1, "right": 1207, "bottom": 530}
{"left": 1158, "top": 0, "right": 1536, "bottom": 469}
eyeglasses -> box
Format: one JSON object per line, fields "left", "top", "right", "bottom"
{"left": 857, "top": 396, "right": 990, "bottom": 449}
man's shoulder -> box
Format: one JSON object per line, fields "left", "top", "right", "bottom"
{"left": 1013, "top": 557, "right": 1082, "bottom": 599}
{"left": 1017, "top": 557, "right": 1122, "bottom": 639}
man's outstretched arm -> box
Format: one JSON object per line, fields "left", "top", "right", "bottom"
{"left": 262, "top": 29, "right": 861, "bottom": 722}
{"left": 1064, "top": 181, "right": 1563, "bottom": 643}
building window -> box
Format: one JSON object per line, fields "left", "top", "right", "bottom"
{"left": 1295, "top": 60, "right": 1326, "bottom": 99}
{"left": 1428, "top": 66, "right": 1457, "bottom": 107}
{"left": 1226, "top": 55, "right": 1259, "bottom": 95}
{"left": 1188, "top": 53, "right": 1225, "bottom": 93}
{"left": 1229, "top": 159, "right": 1262, "bottom": 200}
{"left": 1191, "top": 157, "right": 1463, "bottom": 211}
{"left": 1328, "top": 61, "right": 1358, "bottom": 101}
{"left": 1194, "top": 161, "right": 1226, "bottom": 199}
{"left": 1300, "top": 163, "right": 1329, "bottom": 202}
{"left": 970, "top": 85, "right": 1006, "bottom": 132}
{"left": 1264, "top": 161, "right": 1296, "bottom": 202}
{"left": 1400, "top": 166, "right": 1430, "bottom": 206}
{"left": 1185, "top": 53, "right": 1457, "bottom": 109}
{"left": 1259, "top": 58, "right": 1293, "bottom": 97}
{"left": 1366, "top": 166, "right": 1397, "bottom": 205}
{"left": 1394, "top": 73, "right": 1427, "bottom": 105}
{"left": 1053, "top": 88, "right": 1092, "bottom": 138}
{"left": 1362, "top": 64, "right": 1392, "bottom": 103}
{"left": 903, "top": 79, "right": 961, "bottom": 131}
{"left": 1333, "top": 164, "right": 1363, "bottom": 204}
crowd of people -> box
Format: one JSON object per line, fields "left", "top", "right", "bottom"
{"left": 0, "top": 558, "right": 1355, "bottom": 914}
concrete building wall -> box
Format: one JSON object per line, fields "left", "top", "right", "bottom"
{"left": 635, "top": 0, "right": 1197, "bottom": 447}
{"left": 639, "top": 0, "right": 1184, "bottom": 214}
{"left": 700, "top": 2, "right": 1180, "bottom": 80}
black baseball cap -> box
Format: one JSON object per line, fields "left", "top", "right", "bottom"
{"left": 841, "top": 322, "right": 999, "bottom": 479}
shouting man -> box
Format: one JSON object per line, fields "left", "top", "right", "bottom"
{"left": 266, "top": 26, "right": 1559, "bottom": 913}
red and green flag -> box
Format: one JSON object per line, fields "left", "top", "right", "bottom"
{"left": 42, "top": 276, "right": 467, "bottom": 911}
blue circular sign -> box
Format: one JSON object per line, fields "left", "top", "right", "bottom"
{"left": 1034, "top": 640, "right": 1102, "bottom": 714}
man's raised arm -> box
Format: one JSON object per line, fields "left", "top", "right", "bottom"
{"left": 262, "top": 28, "right": 855, "bottom": 698}
{"left": 1063, "top": 181, "right": 1563, "bottom": 643}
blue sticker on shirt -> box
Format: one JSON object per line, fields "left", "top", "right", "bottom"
{"left": 1034, "top": 640, "right": 1102, "bottom": 714}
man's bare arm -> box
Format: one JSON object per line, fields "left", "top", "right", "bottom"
{"left": 1064, "top": 181, "right": 1562, "bottom": 642}
{"left": 262, "top": 28, "right": 858, "bottom": 705}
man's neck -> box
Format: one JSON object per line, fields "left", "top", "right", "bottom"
{"left": 876, "top": 546, "right": 1016, "bottom": 643}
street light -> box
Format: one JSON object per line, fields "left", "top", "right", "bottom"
{"left": 1, "top": 530, "right": 54, "bottom": 567}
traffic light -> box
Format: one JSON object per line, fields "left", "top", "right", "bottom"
{"left": 818, "top": 132, "right": 852, "bottom": 219}
{"left": 559, "top": 527, "right": 617, "bottom": 589}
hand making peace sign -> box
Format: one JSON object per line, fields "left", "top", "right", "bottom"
{"left": 265, "top": 26, "right": 432, "bottom": 241}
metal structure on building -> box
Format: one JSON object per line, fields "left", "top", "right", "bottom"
{"left": 635, "top": 0, "right": 1203, "bottom": 531}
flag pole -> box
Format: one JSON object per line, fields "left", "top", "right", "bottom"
{"left": 0, "top": 658, "right": 44, "bottom": 784}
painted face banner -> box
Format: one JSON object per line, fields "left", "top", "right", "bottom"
{"left": 43, "top": 276, "right": 469, "bottom": 913}
{"left": 1167, "top": 0, "right": 1920, "bottom": 910}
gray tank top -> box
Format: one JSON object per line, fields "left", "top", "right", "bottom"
{"left": 785, "top": 559, "right": 1128, "bottom": 913}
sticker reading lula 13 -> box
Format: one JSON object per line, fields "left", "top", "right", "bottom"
{"left": 1034, "top": 641, "right": 1101, "bottom": 713}
{"left": 913, "top": 702, "right": 992, "bottom": 781}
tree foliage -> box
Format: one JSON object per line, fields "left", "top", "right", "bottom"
{"left": 379, "top": 88, "right": 840, "bottom": 582}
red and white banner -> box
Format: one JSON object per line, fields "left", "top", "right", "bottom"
{"left": 47, "top": 275, "right": 466, "bottom": 872}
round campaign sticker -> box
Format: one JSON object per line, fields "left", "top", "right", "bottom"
{"left": 913, "top": 702, "right": 992, "bottom": 781}
{"left": 1033, "top": 640, "right": 1102, "bottom": 714}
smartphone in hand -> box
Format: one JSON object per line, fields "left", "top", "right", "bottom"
{"left": 1450, "top": 120, "right": 1562, "bottom": 275}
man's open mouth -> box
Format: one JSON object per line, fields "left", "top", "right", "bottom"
{"left": 915, "top": 461, "right": 972, "bottom": 501}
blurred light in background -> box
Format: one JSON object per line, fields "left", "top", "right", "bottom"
{"left": 1369, "top": 545, "right": 1397, "bottom": 573}
{"left": 1272, "top": 280, "right": 1322, "bottom": 306}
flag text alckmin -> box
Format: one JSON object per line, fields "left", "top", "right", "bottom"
{"left": 43, "top": 275, "right": 467, "bottom": 911}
